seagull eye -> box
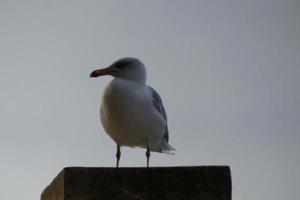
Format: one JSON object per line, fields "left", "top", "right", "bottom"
{"left": 115, "top": 62, "right": 129, "bottom": 69}
{"left": 116, "top": 63, "right": 124, "bottom": 69}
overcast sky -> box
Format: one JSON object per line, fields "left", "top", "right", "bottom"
{"left": 0, "top": 0, "right": 299, "bottom": 200}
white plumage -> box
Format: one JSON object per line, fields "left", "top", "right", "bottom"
{"left": 90, "top": 57, "right": 175, "bottom": 167}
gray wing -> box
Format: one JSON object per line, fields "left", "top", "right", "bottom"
{"left": 148, "top": 86, "right": 169, "bottom": 143}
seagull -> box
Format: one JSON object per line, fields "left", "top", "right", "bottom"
{"left": 90, "top": 57, "right": 175, "bottom": 168}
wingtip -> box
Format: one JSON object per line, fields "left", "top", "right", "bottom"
{"left": 159, "top": 143, "right": 176, "bottom": 155}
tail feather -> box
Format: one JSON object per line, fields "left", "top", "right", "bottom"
{"left": 159, "top": 142, "right": 175, "bottom": 155}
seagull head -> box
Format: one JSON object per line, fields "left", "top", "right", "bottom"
{"left": 90, "top": 57, "right": 147, "bottom": 84}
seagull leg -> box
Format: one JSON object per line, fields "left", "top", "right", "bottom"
{"left": 116, "top": 144, "right": 121, "bottom": 168}
{"left": 146, "top": 146, "right": 150, "bottom": 168}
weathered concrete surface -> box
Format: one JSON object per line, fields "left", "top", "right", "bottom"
{"left": 41, "top": 166, "right": 231, "bottom": 200}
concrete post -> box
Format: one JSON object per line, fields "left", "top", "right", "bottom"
{"left": 41, "top": 166, "right": 231, "bottom": 200}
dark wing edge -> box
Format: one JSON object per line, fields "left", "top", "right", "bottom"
{"left": 149, "top": 86, "right": 169, "bottom": 143}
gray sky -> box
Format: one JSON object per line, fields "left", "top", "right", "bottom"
{"left": 0, "top": 0, "right": 299, "bottom": 199}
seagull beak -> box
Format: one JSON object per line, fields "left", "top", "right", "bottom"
{"left": 90, "top": 67, "right": 115, "bottom": 78}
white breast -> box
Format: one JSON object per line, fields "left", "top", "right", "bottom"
{"left": 100, "top": 78, "right": 166, "bottom": 150}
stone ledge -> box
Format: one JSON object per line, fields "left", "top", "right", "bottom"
{"left": 41, "top": 166, "right": 231, "bottom": 200}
